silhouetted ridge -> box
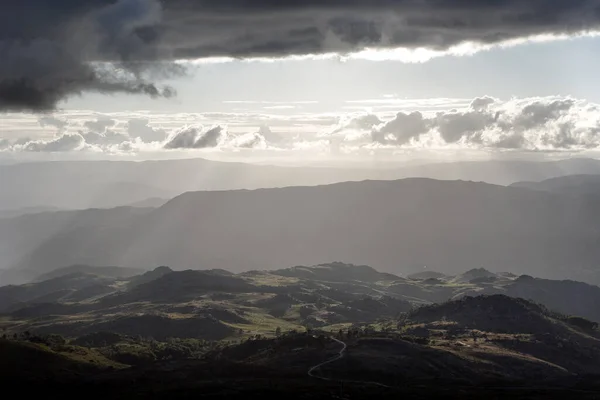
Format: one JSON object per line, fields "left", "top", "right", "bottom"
{"left": 451, "top": 268, "right": 497, "bottom": 283}
{"left": 408, "top": 295, "right": 561, "bottom": 334}
{"left": 32, "top": 265, "right": 143, "bottom": 283}
{"left": 407, "top": 271, "right": 448, "bottom": 280}
{"left": 511, "top": 174, "right": 600, "bottom": 196}
{"left": 127, "top": 266, "right": 174, "bottom": 288}
{"left": 105, "top": 270, "right": 254, "bottom": 304}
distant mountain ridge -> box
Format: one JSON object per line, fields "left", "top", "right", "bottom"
{"left": 273, "top": 262, "right": 400, "bottom": 282}
{"left": 2, "top": 157, "right": 600, "bottom": 211}
{"left": 33, "top": 265, "right": 144, "bottom": 283}
{"left": 2, "top": 178, "right": 600, "bottom": 285}
{"left": 511, "top": 174, "right": 600, "bottom": 196}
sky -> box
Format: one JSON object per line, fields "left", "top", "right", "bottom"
{"left": 2, "top": 0, "right": 600, "bottom": 165}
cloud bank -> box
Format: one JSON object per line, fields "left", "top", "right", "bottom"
{"left": 12, "top": 133, "right": 86, "bottom": 153}
{"left": 2, "top": 96, "right": 600, "bottom": 155}
{"left": 127, "top": 118, "right": 167, "bottom": 142}
{"left": 333, "top": 96, "right": 600, "bottom": 151}
{"left": 4, "top": 0, "right": 600, "bottom": 111}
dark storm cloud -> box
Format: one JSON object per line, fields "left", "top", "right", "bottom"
{"left": 158, "top": 0, "right": 600, "bottom": 59}
{"left": 4, "top": 0, "right": 600, "bottom": 111}
{"left": 0, "top": 0, "right": 174, "bottom": 112}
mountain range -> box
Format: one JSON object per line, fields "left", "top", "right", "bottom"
{"left": 2, "top": 157, "right": 600, "bottom": 212}
{"left": 2, "top": 176, "right": 600, "bottom": 284}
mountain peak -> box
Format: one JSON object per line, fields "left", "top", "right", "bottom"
{"left": 452, "top": 268, "right": 497, "bottom": 283}
{"left": 274, "top": 262, "right": 399, "bottom": 282}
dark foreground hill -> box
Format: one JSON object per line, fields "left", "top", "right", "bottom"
{"left": 3, "top": 295, "right": 600, "bottom": 399}
{"left": 1, "top": 264, "right": 600, "bottom": 397}
{"left": 0, "top": 338, "right": 123, "bottom": 379}
{"left": 3, "top": 178, "right": 600, "bottom": 285}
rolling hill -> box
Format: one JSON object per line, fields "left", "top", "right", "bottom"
{"left": 3, "top": 262, "right": 600, "bottom": 345}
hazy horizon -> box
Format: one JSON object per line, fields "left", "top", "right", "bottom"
{"left": 6, "top": 2, "right": 600, "bottom": 396}
{"left": 3, "top": 0, "right": 600, "bottom": 285}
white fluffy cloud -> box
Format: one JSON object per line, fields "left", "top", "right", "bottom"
{"left": 38, "top": 116, "right": 68, "bottom": 132}
{"left": 79, "top": 116, "right": 130, "bottom": 146}
{"left": 163, "top": 125, "right": 275, "bottom": 150}
{"left": 127, "top": 118, "right": 167, "bottom": 142}
{"left": 226, "top": 131, "right": 268, "bottom": 150}
{"left": 372, "top": 112, "right": 429, "bottom": 145}
{"left": 360, "top": 96, "right": 600, "bottom": 151}
{"left": 164, "top": 125, "right": 225, "bottom": 149}
{"left": 13, "top": 133, "right": 86, "bottom": 152}
{"left": 4, "top": 96, "right": 600, "bottom": 156}
{"left": 83, "top": 117, "right": 116, "bottom": 132}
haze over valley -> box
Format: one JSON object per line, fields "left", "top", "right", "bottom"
{"left": 5, "top": 0, "right": 600, "bottom": 397}
{"left": 3, "top": 159, "right": 600, "bottom": 285}
{"left": 2, "top": 157, "right": 600, "bottom": 212}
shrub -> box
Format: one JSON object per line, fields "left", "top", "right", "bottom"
{"left": 566, "top": 316, "right": 598, "bottom": 332}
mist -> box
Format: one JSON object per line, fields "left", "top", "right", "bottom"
{"left": 4, "top": 1, "right": 600, "bottom": 396}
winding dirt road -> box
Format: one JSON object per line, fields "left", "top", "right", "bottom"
{"left": 307, "top": 337, "right": 391, "bottom": 388}
{"left": 307, "top": 337, "right": 347, "bottom": 381}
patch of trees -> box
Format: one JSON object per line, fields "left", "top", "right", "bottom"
{"left": 2, "top": 331, "right": 67, "bottom": 348}
{"left": 566, "top": 316, "right": 599, "bottom": 332}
